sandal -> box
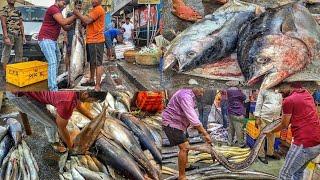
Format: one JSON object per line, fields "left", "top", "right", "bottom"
{"left": 81, "top": 81, "right": 95, "bottom": 86}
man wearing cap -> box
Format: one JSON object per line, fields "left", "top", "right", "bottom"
{"left": 263, "top": 82, "right": 320, "bottom": 180}
{"left": 38, "top": 0, "right": 77, "bottom": 91}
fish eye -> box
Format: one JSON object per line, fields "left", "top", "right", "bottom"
{"left": 257, "top": 57, "right": 271, "bottom": 64}
{"left": 187, "top": 51, "right": 197, "bottom": 58}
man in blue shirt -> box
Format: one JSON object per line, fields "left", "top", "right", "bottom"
{"left": 104, "top": 27, "right": 124, "bottom": 60}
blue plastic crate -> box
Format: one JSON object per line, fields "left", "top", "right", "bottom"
{"left": 274, "top": 138, "right": 281, "bottom": 151}
{"left": 246, "top": 134, "right": 255, "bottom": 148}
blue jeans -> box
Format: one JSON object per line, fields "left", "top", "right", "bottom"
{"left": 278, "top": 143, "right": 320, "bottom": 180}
{"left": 198, "top": 104, "right": 212, "bottom": 130}
{"left": 39, "top": 39, "right": 61, "bottom": 91}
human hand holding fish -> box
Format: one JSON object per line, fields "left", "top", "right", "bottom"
{"left": 73, "top": 9, "right": 81, "bottom": 17}
{"left": 203, "top": 133, "right": 212, "bottom": 144}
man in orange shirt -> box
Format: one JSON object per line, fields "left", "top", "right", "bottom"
{"left": 74, "top": 0, "right": 105, "bottom": 91}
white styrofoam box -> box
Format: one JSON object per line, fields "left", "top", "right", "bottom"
{"left": 114, "top": 42, "right": 135, "bottom": 59}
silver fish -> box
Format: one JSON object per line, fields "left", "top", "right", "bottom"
{"left": 6, "top": 118, "right": 23, "bottom": 146}
{"left": 69, "top": 19, "right": 86, "bottom": 87}
{"left": 0, "top": 126, "right": 8, "bottom": 142}
{"left": 0, "top": 135, "right": 14, "bottom": 165}
{"left": 103, "top": 118, "right": 159, "bottom": 179}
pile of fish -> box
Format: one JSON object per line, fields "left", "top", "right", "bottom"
{"left": 208, "top": 123, "right": 228, "bottom": 143}
{"left": 0, "top": 118, "right": 39, "bottom": 180}
{"left": 164, "top": 0, "right": 320, "bottom": 89}
{"left": 163, "top": 164, "right": 277, "bottom": 180}
{"left": 162, "top": 145, "right": 251, "bottom": 165}
{"left": 90, "top": 91, "right": 133, "bottom": 116}
{"left": 59, "top": 153, "right": 111, "bottom": 180}
{"left": 60, "top": 95, "right": 162, "bottom": 180}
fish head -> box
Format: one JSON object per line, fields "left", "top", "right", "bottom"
{"left": 163, "top": 19, "right": 216, "bottom": 72}
{"left": 247, "top": 34, "right": 310, "bottom": 89}
{"left": 164, "top": 34, "right": 221, "bottom": 72}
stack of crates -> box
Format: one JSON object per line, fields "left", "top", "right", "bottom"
{"left": 245, "top": 120, "right": 281, "bottom": 151}
{"left": 135, "top": 91, "right": 164, "bottom": 113}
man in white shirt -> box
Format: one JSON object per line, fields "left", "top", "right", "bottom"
{"left": 121, "top": 17, "right": 134, "bottom": 41}
{"left": 254, "top": 89, "right": 282, "bottom": 164}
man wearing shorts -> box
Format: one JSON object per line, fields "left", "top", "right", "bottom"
{"left": 104, "top": 27, "right": 124, "bottom": 60}
{"left": 38, "top": 0, "right": 77, "bottom": 91}
{"left": 162, "top": 88, "right": 212, "bottom": 180}
{"left": 263, "top": 83, "right": 320, "bottom": 179}
{"left": 74, "top": 0, "right": 105, "bottom": 91}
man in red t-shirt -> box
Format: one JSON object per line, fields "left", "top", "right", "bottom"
{"left": 7, "top": 91, "right": 107, "bottom": 152}
{"left": 38, "top": 0, "right": 77, "bottom": 91}
{"left": 263, "top": 83, "right": 320, "bottom": 180}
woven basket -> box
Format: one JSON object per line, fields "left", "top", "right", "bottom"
{"left": 135, "top": 52, "right": 161, "bottom": 66}
{"left": 124, "top": 50, "right": 137, "bottom": 63}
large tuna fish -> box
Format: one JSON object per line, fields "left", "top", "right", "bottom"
{"left": 69, "top": 19, "right": 86, "bottom": 87}
{"left": 163, "top": 0, "right": 261, "bottom": 72}
{"left": 94, "top": 136, "right": 145, "bottom": 180}
{"left": 120, "top": 113, "right": 162, "bottom": 164}
{"left": 237, "top": 2, "right": 320, "bottom": 89}
{"left": 103, "top": 117, "right": 159, "bottom": 180}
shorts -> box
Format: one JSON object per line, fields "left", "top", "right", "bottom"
{"left": 163, "top": 125, "right": 189, "bottom": 146}
{"left": 105, "top": 37, "right": 113, "bottom": 49}
{"left": 86, "top": 43, "right": 104, "bottom": 66}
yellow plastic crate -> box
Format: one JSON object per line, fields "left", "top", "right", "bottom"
{"left": 246, "top": 120, "right": 281, "bottom": 139}
{"left": 246, "top": 120, "right": 260, "bottom": 139}
{"left": 6, "top": 61, "right": 48, "bottom": 87}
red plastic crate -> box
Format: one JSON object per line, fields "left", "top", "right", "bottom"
{"left": 136, "top": 91, "right": 164, "bottom": 113}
